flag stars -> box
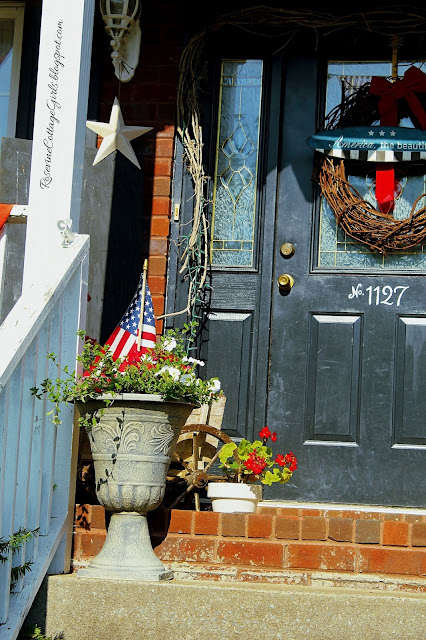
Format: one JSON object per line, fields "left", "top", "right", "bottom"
{"left": 368, "top": 130, "right": 375, "bottom": 136}
{"left": 390, "top": 130, "right": 396, "bottom": 136}
{"left": 379, "top": 130, "right": 385, "bottom": 136}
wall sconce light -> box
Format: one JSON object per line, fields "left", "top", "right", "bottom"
{"left": 99, "top": 0, "right": 141, "bottom": 82}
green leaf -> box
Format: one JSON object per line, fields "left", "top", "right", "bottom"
{"left": 237, "top": 439, "right": 253, "bottom": 458}
{"left": 279, "top": 467, "right": 293, "bottom": 483}
{"left": 218, "top": 442, "right": 237, "bottom": 465}
{"left": 261, "top": 470, "right": 275, "bottom": 486}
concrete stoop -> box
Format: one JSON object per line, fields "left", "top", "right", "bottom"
{"left": 23, "top": 573, "right": 426, "bottom": 640}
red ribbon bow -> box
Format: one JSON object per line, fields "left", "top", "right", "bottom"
{"left": 370, "top": 66, "right": 426, "bottom": 128}
{"left": 369, "top": 66, "right": 426, "bottom": 214}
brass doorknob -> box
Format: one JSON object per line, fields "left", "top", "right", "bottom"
{"left": 280, "top": 243, "right": 295, "bottom": 258}
{"left": 277, "top": 274, "right": 294, "bottom": 291}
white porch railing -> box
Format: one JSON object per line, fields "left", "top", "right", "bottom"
{"left": 0, "top": 234, "right": 89, "bottom": 640}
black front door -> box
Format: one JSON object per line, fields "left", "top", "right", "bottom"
{"left": 267, "top": 56, "right": 426, "bottom": 507}
{"left": 169, "top": 50, "right": 426, "bottom": 507}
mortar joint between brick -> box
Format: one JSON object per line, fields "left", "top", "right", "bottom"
{"left": 271, "top": 515, "right": 277, "bottom": 540}
{"left": 354, "top": 546, "right": 361, "bottom": 573}
{"left": 213, "top": 537, "right": 219, "bottom": 563}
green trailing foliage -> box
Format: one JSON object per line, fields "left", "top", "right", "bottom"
{"left": 31, "top": 325, "right": 222, "bottom": 431}
{"left": 0, "top": 528, "right": 38, "bottom": 563}
{"left": 26, "top": 628, "right": 51, "bottom": 640}
{"left": 0, "top": 528, "right": 39, "bottom": 593}
{"left": 19, "top": 625, "right": 64, "bottom": 640}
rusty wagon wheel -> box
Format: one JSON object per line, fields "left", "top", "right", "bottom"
{"left": 165, "top": 424, "right": 234, "bottom": 511}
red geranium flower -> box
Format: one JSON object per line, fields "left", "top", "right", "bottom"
{"left": 275, "top": 454, "right": 286, "bottom": 467}
{"left": 259, "top": 426, "right": 272, "bottom": 440}
{"left": 284, "top": 452, "right": 298, "bottom": 472}
{"left": 244, "top": 451, "right": 268, "bottom": 475}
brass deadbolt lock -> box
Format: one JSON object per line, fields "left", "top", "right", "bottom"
{"left": 277, "top": 274, "right": 294, "bottom": 291}
{"left": 280, "top": 243, "right": 295, "bottom": 258}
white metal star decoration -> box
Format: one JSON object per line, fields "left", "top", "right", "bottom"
{"left": 86, "top": 97, "right": 152, "bottom": 169}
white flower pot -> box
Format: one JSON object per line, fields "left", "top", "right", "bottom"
{"left": 207, "top": 482, "right": 262, "bottom": 513}
{"left": 76, "top": 393, "right": 194, "bottom": 581}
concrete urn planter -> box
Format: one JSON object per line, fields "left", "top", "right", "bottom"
{"left": 207, "top": 482, "right": 262, "bottom": 513}
{"left": 76, "top": 394, "right": 193, "bottom": 581}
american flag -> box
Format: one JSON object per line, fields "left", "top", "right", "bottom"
{"left": 105, "top": 273, "right": 156, "bottom": 369}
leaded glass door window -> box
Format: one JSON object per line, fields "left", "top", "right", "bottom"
{"left": 210, "top": 60, "right": 263, "bottom": 268}
{"left": 317, "top": 60, "right": 426, "bottom": 271}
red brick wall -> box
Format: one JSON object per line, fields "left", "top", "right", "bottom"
{"left": 97, "top": 4, "right": 184, "bottom": 335}
{"left": 73, "top": 504, "right": 426, "bottom": 587}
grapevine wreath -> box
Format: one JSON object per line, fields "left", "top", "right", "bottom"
{"left": 307, "top": 64, "right": 426, "bottom": 255}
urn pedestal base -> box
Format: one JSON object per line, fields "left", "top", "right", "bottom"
{"left": 77, "top": 512, "right": 172, "bottom": 581}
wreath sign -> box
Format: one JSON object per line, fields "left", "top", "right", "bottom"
{"left": 307, "top": 65, "right": 426, "bottom": 255}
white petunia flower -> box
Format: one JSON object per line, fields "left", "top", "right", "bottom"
{"left": 157, "top": 366, "right": 180, "bottom": 381}
{"left": 209, "top": 379, "right": 221, "bottom": 393}
{"left": 180, "top": 373, "right": 195, "bottom": 386}
{"left": 182, "top": 356, "right": 205, "bottom": 367}
{"left": 163, "top": 338, "right": 177, "bottom": 352}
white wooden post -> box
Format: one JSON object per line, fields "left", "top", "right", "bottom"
{"left": 23, "top": 0, "right": 95, "bottom": 287}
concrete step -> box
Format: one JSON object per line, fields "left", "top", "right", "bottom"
{"left": 23, "top": 573, "right": 426, "bottom": 640}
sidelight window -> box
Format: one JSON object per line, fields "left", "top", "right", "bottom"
{"left": 210, "top": 59, "right": 263, "bottom": 268}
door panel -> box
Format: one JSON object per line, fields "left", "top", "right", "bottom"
{"left": 394, "top": 316, "right": 426, "bottom": 445}
{"left": 266, "top": 55, "right": 426, "bottom": 507}
{"left": 306, "top": 314, "right": 362, "bottom": 444}
{"left": 203, "top": 311, "right": 254, "bottom": 439}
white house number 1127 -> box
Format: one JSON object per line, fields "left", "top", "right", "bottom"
{"left": 348, "top": 283, "right": 409, "bottom": 306}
